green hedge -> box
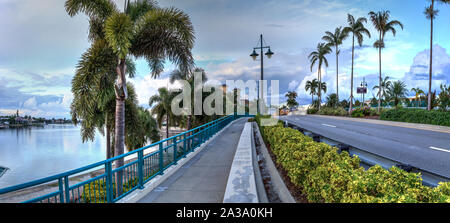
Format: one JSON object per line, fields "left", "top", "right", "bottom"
{"left": 318, "top": 107, "right": 348, "bottom": 116}
{"left": 255, "top": 115, "right": 450, "bottom": 203}
{"left": 380, "top": 108, "right": 450, "bottom": 127}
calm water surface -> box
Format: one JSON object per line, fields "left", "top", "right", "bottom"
{"left": 0, "top": 124, "right": 107, "bottom": 188}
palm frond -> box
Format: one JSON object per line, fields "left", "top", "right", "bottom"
{"left": 104, "top": 12, "right": 133, "bottom": 59}
{"left": 65, "top": 0, "right": 117, "bottom": 19}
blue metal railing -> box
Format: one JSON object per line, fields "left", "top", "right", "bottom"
{"left": 0, "top": 114, "right": 249, "bottom": 203}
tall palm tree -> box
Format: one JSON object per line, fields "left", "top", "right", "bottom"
{"left": 424, "top": 0, "right": 450, "bottom": 111}
{"left": 322, "top": 27, "right": 349, "bottom": 105}
{"left": 368, "top": 10, "right": 403, "bottom": 112}
{"left": 372, "top": 76, "right": 392, "bottom": 104}
{"left": 343, "top": 14, "right": 371, "bottom": 113}
{"left": 308, "top": 43, "right": 331, "bottom": 110}
{"left": 386, "top": 81, "right": 409, "bottom": 106}
{"left": 305, "top": 78, "right": 319, "bottom": 105}
{"left": 149, "top": 87, "right": 179, "bottom": 139}
{"left": 65, "top": 0, "right": 195, "bottom": 191}
{"left": 70, "top": 39, "right": 136, "bottom": 159}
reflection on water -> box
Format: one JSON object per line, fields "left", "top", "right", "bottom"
{"left": 0, "top": 124, "right": 107, "bottom": 188}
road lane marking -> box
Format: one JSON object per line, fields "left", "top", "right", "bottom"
{"left": 429, "top": 146, "right": 450, "bottom": 153}
{"left": 321, "top": 124, "right": 336, "bottom": 128}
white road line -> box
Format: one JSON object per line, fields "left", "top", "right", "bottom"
{"left": 429, "top": 146, "right": 450, "bottom": 153}
{"left": 321, "top": 124, "right": 336, "bottom": 128}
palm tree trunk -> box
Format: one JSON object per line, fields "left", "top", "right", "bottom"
{"left": 336, "top": 46, "right": 339, "bottom": 107}
{"left": 349, "top": 34, "right": 355, "bottom": 114}
{"left": 187, "top": 115, "right": 192, "bottom": 130}
{"left": 428, "top": 0, "right": 434, "bottom": 111}
{"left": 114, "top": 58, "right": 127, "bottom": 196}
{"left": 106, "top": 113, "right": 111, "bottom": 159}
{"left": 318, "top": 67, "right": 321, "bottom": 110}
{"left": 378, "top": 32, "right": 383, "bottom": 113}
{"left": 166, "top": 114, "right": 169, "bottom": 139}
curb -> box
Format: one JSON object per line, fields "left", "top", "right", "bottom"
{"left": 253, "top": 122, "right": 296, "bottom": 203}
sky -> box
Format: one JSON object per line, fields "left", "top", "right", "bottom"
{"left": 0, "top": 0, "right": 449, "bottom": 118}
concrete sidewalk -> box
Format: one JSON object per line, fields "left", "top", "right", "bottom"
{"left": 137, "top": 118, "right": 248, "bottom": 203}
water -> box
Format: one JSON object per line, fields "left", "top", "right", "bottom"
{"left": 0, "top": 124, "right": 107, "bottom": 188}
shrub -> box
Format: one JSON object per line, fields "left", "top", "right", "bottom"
{"left": 351, "top": 107, "right": 372, "bottom": 117}
{"left": 257, "top": 120, "right": 450, "bottom": 203}
{"left": 307, "top": 107, "right": 319, "bottom": 114}
{"left": 380, "top": 108, "right": 450, "bottom": 127}
{"left": 315, "top": 107, "right": 348, "bottom": 116}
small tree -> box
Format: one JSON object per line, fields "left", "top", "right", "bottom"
{"left": 285, "top": 91, "right": 299, "bottom": 109}
{"left": 438, "top": 84, "right": 450, "bottom": 111}
{"left": 325, "top": 93, "right": 338, "bottom": 108}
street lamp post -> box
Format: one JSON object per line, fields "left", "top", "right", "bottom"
{"left": 360, "top": 77, "right": 368, "bottom": 106}
{"left": 250, "top": 34, "right": 274, "bottom": 114}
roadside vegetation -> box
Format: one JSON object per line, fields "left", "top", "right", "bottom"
{"left": 304, "top": 81, "right": 449, "bottom": 124}
{"left": 380, "top": 108, "right": 450, "bottom": 127}
{"left": 255, "top": 115, "right": 450, "bottom": 203}
{"left": 301, "top": 1, "right": 450, "bottom": 121}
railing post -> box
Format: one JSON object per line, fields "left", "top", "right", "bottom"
{"left": 105, "top": 162, "right": 113, "bottom": 203}
{"left": 183, "top": 133, "right": 187, "bottom": 158}
{"left": 137, "top": 150, "right": 144, "bottom": 189}
{"left": 63, "top": 176, "right": 70, "bottom": 203}
{"left": 58, "top": 178, "right": 64, "bottom": 203}
{"left": 159, "top": 143, "right": 164, "bottom": 175}
{"left": 173, "top": 137, "right": 178, "bottom": 164}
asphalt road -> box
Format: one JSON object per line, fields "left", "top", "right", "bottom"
{"left": 278, "top": 115, "right": 450, "bottom": 179}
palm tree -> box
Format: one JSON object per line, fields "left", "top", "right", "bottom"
{"left": 65, "top": 0, "right": 195, "bottom": 191}
{"left": 322, "top": 27, "right": 349, "bottom": 105}
{"left": 343, "top": 14, "right": 371, "bottom": 114}
{"left": 425, "top": 0, "right": 450, "bottom": 111}
{"left": 411, "top": 87, "right": 425, "bottom": 107}
{"left": 285, "top": 91, "right": 299, "bottom": 109}
{"left": 368, "top": 11, "right": 403, "bottom": 112}
{"left": 386, "top": 81, "right": 409, "bottom": 106}
{"left": 305, "top": 79, "right": 319, "bottom": 105}
{"left": 370, "top": 97, "right": 378, "bottom": 107}
{"left": 318, "top": 81, "right": 327, "bottom": 99}
{"left": 149, "top": 87, "right": 179, "bottom": 139}
{"left": 70, "top": 39, "right": 136, "bottom": 159}
{"left": 125, "top": 106, "right": 160, "bottom": 150}
{"left": 325, "top": 93, "right": 338, "bottom": 108}
{"left": 372, "top": 76, "right": 392, "bottom": 104}
{"left": 308, "top": 43, "right": 331, "bottom": 110}
{"left": 169, "top": 68, "right": 208, "bottom": 130}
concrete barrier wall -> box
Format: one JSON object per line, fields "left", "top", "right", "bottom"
{"left": 223, "top": 122, "right": 258, "bottom": 203}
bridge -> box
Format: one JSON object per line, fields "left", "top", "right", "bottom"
{"left": 0, "top": 114, "right": 274, "bottom": 203}
{"left": 1, "top": 113, "right": 449, "bottom": 203}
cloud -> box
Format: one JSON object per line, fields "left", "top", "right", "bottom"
{"left": 0, "top": 69, "right": 73, "bottom": 118}
{"left": 129, "top": 73, "right": 182, "bottom": 108}
{"left": 402, "top": 44, "right": 450, "bottom": 93}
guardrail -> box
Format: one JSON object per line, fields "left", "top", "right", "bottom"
{"left": 0, "top": 114, "right": 248, "bottom": 203}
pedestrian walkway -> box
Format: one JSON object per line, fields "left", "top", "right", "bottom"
{"left": 138, "top": 118, "right": 248, "bottom": 203}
